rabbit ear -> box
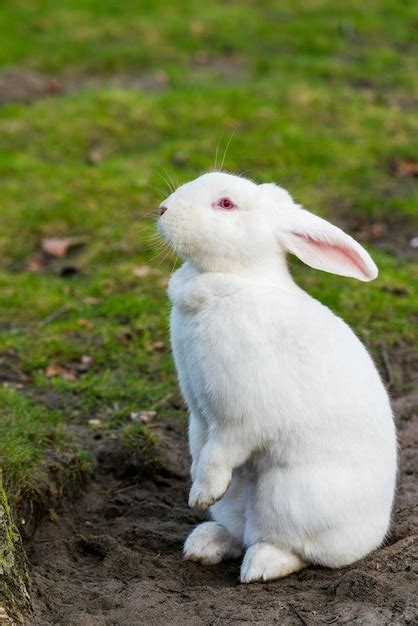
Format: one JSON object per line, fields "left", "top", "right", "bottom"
{"left": 279, "top": 208, "right": 378, "bottom": 282}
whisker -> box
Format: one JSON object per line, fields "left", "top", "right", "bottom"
{"left": 155, "top": 166, "right": 175, "bottom": 194}
{"left": 154, "top": 168, "right": 172, "bottom": 194}
{"left": 219, "top": 129, "right": 236, "bottom": 172}
{"left": 147, "top": 242, "right": 171, "bottom": 263}
{"left": 138, "top": 212, "right": 159, "bottom": 221}
{"left": 135, "top": 225, "right": 159, "bottom": 239}
{"left": 170, "top": 247, "right": 180, "bottom": 274}
{"left": 237, "top": 167, "right": 256, "bottom": 179}
{"left": 213, "top": 135, "right": 223, "bottom": 172}
{"left": 160, "top": 165, "right": 178, "bottom": 193}
{"left": 148, "top": 184, "right": 167, "bottom": 198}
{"left": 155, "top": 245, "right": 174, "bottom": 268}
{"left": 139, "top": 239, "right": 167, "bottom": 251}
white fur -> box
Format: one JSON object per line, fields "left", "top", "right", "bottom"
{"left": 183, "top": 521, "right": 242, "bottom": 564}
{"left": 159, "top": 172, "right": 397, "bottom": 583}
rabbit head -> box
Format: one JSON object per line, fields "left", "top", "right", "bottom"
{"left": 158, "top": 172, "right": 377, "bottom": 281}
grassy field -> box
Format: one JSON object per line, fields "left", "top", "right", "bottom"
{"left": 0, "top": 0, "right": 417, "bottom": 507}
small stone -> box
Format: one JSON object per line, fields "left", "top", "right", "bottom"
{"left": 130, "top": 410, "right": 156, "bottom": 424}
{"left": 88, "top": 419, "right": 103, "bottom": 428}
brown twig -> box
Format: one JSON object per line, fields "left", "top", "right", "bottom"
{"left": 38, "top": 304, "right": 75, "bottom": 327}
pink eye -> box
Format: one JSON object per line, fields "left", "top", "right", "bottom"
{"left": 213, "top": 197, "right": 236, "bottom": 210}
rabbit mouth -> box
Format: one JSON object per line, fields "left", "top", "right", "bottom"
{"left": 157, "top": 218, "right": 190, "bottom": 259}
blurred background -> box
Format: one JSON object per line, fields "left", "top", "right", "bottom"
{"left": 0, "top": 0, "right": 417, "bottom": 545}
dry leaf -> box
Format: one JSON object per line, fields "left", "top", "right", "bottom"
{"left": 150, "top": 341, "right": 166, "bottom": 352}
{"left": 369, "top": 222, "right": 385, "bottom": 239}
{"left": 71, "top": 355, "right": 93, "bottom": 373}
{"left": 189, "top": 21, "right": 204, "bottom": 35}
{"left": 117, "top": 329, "right": 133, "bottom": 344}
{"left": 27, "top": 255, "right": 43, "bottom": 272}
{"left": 46, "top": 78, "right": 62, "bottom": 94}
{"left": 130, "top": 410, "right": 157, "bottom": 424}
{"left": 41, "top": 236, "right": 88, "bottom": 258}
{"left": 171, "top": 151, "right": 187, "bottom": 166}
{"left": 394, "top": 159, "right": 418, "bottom": 178}
{"left": 86, "top": 147, "right": 103, "bottom": 165}
{"left": 132, "top": 265, "right": 152, "bottom": 278}
{"left": 78, "top": 318, "right": 92, "bottom": 328}
{"left": 46, "top": 364, "right": 76, "bottom": 381}
{"left": 154, "top": 70, "right": 168, "bottom": 86}
{"left": 45, "top": 355, "right": 92, "bottom": 380}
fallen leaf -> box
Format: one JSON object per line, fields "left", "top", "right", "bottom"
{"left": 117, "top": 329, "right": 134, "bottom": 344}
{"left": 189, "top": 21, "right": 205, "bottom": 35}
{"left": 46, "top": 78, "right": 62, "bottom": 94}
{"left": 41, "top": 236, "right": 88, "bottom": 258}
{"left": 78, "top": 318, "right": 92, "bottom": 328}
{"left": 380, "top": 285, "right": 409, "bottom": 296}
{"left": 86, "top": 147, "right": 103, "bottom": 165}
{"left": 154, "top": 70, "right": 168, "bottom": 86}
{"left": 46, "top": 365, "right": 76, "bottom": 381}
{"left": 171, "top": 151, "right": 188, "bottom": 166}
{"left": 27, "top": 255, "right": 44, "bottom": 272}
{"left": 369, "top": 222, "right": 386, "bottom": 239}
{"left": 130, "top": 410, "right": 157, "bottom": 424}
{"left": 132, "top": 265, "right": 152, "bottom": 278}
{"left": 394, "top": 158, "right": 418, "bottom": 178}
{"left": 71, "top": 355, "right": 93, "bottom": 373}
{"left": 150, "top": 341, "right": 166, "bottom": 352}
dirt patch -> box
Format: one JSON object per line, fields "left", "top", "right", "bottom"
{"left": 336, "top": 209, "right": 418, "bottom": 262}
{"left": 24, "top": 394, "right": 418, "bottom": 626}
{"left": 0, "top": 71, "right": 62, "bottom": 104}
{"left": 0, "top": 59, "right": 246, "bottom": 106}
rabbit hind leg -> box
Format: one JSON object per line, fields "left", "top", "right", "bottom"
{"left": 302, "top": 518, "right": 389, "bottom": 568}
{"left": 240, "top": 543, "right": 306, "bottom": 583}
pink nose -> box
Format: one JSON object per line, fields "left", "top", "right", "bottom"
{"left": 159, "top": 206, "right": 168, "bottom": 216}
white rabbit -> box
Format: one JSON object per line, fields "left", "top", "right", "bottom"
{"left": 158, "top": 172, "right": 397, "bottom": 583}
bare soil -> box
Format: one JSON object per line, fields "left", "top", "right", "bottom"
{"left": 25, "top": 394, "right": 417, "bottom": 626}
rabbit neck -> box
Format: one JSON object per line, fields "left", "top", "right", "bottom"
{"left": 188, "top": 253, "right": 296, "bottom": 288}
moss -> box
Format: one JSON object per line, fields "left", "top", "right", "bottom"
{"left": 0, "top": 472, "right": 32, "bottom": 622}
{"left": 121, "top": 423, "right": 162, "bottom": 470}
{"left": 0, "top": 474, "right": 18, "bottom": 576}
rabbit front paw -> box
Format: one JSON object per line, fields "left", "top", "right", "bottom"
{"left": 188, "top": 465, "right": 232, "bottom": 510}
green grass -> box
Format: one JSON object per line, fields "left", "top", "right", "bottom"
{"left": 0, "top": 0, "right": 417, "bottom": 503}
{"left": 0, "top": 388, "right": 62, "bottom": 486}
{"left": 0, "top": 386, "right": 94, "bottom": 506}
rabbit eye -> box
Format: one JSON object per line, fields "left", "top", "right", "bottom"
{"left": 213, "top": 197, "right": 236, "bottom": 210}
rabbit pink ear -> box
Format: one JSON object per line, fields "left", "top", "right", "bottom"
{"left": 280, "top": 209, "right": 378, "bottom": 281}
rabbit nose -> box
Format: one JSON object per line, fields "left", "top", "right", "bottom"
{"left": 159, "top": 206, "right": 168, "bottom": 216}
